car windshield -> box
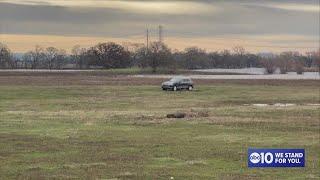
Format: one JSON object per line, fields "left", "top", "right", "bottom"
{"left": 169, "top": 78, "right": 182, "bottom": 82}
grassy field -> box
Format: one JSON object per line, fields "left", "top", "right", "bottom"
{"left": 0, "top": 79, "right": 319, "bottom": 179}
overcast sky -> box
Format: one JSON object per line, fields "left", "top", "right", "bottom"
{"left": 0, "top": 0, "right": 319, "bottom": 53}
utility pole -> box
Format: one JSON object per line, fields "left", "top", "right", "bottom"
{"left": 146, "top": 28, "right": 149, "bottom": 50}
{"left": 158, "top": 25, "right": 163, "bottom": 43}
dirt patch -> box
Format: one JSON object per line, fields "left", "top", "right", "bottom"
{"left": 166, "top": 109, "right": 210, "bottom": 119}
{"left": 187, "top": 109, "right": 210, "bottom": 118}
{"left": 0, "top": 75, "right": 163, "bottom": 86}
{"left": 251, "top": 103, "right": 320, "bottom": 107}
{"left": 252, "top": 103, "right": 296, "bottom": 107}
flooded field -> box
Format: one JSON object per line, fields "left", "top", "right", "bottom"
{"left": 134, "top": 73, "right": 319, "bottom": 80}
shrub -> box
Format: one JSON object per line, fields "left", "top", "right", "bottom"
{"left": 295, "top": 61, "right": 304, "bottom": 75}
{"left": 261, "top": 58, "right": 277, "bottom": 74}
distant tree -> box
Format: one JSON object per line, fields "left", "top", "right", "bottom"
{"left": 232, "top": 46, "right": 246, "bottom": 56}
{"left": 24, "top": 46, "right": 45, "bottom": 69}
{"left": 314, "top": 49, "right": 320, "bottom": 70}
{"left": 23, "top": 46, "right": 66, "bottom": 69}
{"left": 305, "top": 52, "right": 315, "bottom": 68}
{"left": 277, "top": 51, "right": 299, "bottom": 74}
{"left": 55, "top": 49, "right": 67, "bottom": 69}
{"left": 246, "top": 54, "right": 260, "bottom": 68}
{"left": 148, "top": 42, "right": 172, "bottom": 72}
{"left": 122, "top": 42, "right": 144, "bottom": 67}
{"left": 22, "top": 52, "right": 32, "bottom": 69}
{"left": 184, "top": 47, "right": 208, "bottom": 69}
{"left": 294, "top": 60, "right": 304, "bottom": 75}
{"left": 261, "top": 57, "right": 277, "bottom": 74}
{"left": 72, "top": 45, "right": 87, "bottom": 69}
{"left": 208, "top": 52, "right": 220, "bottom": 68}
{"left": 170, "top": 49, "right": 182, "bottom": 73}
{"left": 89, "top": 42, "right": 130, "bottom": 69}
{"left": 3, "top": 41, "right": 318, "bottom": 71}
{"left": 220, "top": 50, "right": 232, "bottom": 68}
{"left": 135, "top": 46, "right": 149, "bottom": 69}
{"left": 0, "top": 43, "right": 13, "bottom": 69}
{"left": 232, "top": 46, "right": 247, "bottom": 68}
{"left": 277, "top": 56, "right": 289, "bottom": 74}
{"left": 171, "top": 50, "right": 182, "bottom": 69}
{"left": 308, "top": 49, "right": 320, "bottom": 70}
{"left": 45, "top": 47, "right": 59, "bottom": 69}
{"left": 71, "top": 45, "right": 81, "bottom": 67}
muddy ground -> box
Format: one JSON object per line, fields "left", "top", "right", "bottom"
{"left": 0, "top": 71, "right": 318, "bottom": 86}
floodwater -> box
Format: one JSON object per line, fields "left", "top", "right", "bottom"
{"left": 134, "top": 73, "right": 319, "bottom": 80}
{"left": 0, "top": 69, "right": 318, "bottom": 80}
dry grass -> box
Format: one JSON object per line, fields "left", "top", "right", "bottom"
{"left": 0, "top": 74, "right": 319, "bottom": 179}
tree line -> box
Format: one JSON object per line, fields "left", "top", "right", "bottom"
{"left": 0, "top": 42, "right": 319, "bottom": 73}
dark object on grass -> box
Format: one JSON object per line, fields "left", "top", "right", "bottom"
{"left": 167, "top": 113, "right": 186, "bottom": 118}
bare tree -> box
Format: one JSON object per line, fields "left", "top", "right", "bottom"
{"left": 26, "top": 46, "right": 45, "bottom": 69}
{"left": 55, "top": 49, "right": 67, "bottom": 69}
{"left": 135, "top": 46, "right": 149, "bottom": 69}
{"left": 294, "top": 60, "right": 304, "bottom": 75}
{"left": 72, "top": 45, "right": 87, "bottom": 69}
{"left": 45, "top": 47, "right": 59, "bottom": 69}
{"left": 277, "top": 51, "right": 299, "bottom": 74}
{"left": 277, "top": 55, "right": 289, "bottom": 74}
{"left": 315, "top": 49, "right": 320, "bottom": 70}
{"left": 261, "top": 57, "right": 277, "bottom": 74}
{"left": 232, "top": 46, "right": 246, "bottom": 56}
{"left": 232, "top": 46, "right": 247, "bottom": 68}
{"left": 148, "top": 42, "right": 172, "bottom": 72}
{"left": 122, "top": 42, "right": 144, "bottom": 67}
{"left": 309, "top": 49, "right": 320, "bottom": 71}
{"left": 184, "top": 47, "right": 208, "bottom": 69}
{"left": 89, "top": 42, "right": 130, "bottom": 69}
{"left": 0, "top": 43, "right": 13, "bottom": 69}
{"left": 22, "top": 52, "right": 32, "bottom": 69}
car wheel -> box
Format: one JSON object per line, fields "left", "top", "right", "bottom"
{"left": 173, "top": 86, "right": 177, "bottom": 91}
{"left": 188, "top": 86, "right": 193, "bottom": 91}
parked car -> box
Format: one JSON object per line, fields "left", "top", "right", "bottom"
{"left": 161, "top": 76, "right": 194, "bottom": 91}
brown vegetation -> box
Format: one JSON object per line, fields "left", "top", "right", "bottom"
{"left": 0, "top": 72, "right": 318, "bottom": 87}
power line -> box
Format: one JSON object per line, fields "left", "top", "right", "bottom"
{"left": 140, "top": 28, "right": 317, "bottom": 49}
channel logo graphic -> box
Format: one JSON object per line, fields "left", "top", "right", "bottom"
{"left": 248, "top": 149, "right": 305, "bottom": 168}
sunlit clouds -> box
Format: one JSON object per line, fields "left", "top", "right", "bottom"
{"left": 1, "top": 34, "right": 318, "bottom": 53}
{"left": 246, "top": 2, "right": 320, "bottom": 12}
{"left": 0, "top": 0, "right": 319, "bottom": 52}
{"left": 0, "top": 0, "right": 216, "bottom": 14}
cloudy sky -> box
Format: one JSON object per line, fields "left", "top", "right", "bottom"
{"left": 0, "top": 0, "right": 319, "bottom": 53}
